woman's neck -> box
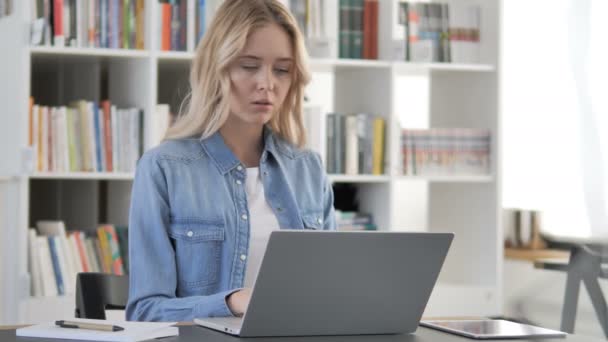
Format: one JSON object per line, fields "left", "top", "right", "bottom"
{"left": 219, "top": 120, "right": 265, "bottom": 167}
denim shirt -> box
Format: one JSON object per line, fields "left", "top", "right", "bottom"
{"left": 126, "top": 127, "right": 336, "bottom": 322}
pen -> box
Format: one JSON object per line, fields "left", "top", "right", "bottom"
{"left": 55, "top": 320, "right": 125, "bottom": 332}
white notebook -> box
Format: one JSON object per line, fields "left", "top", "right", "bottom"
{"left": 16, "top": 318, "right": 179, "bottom": 342}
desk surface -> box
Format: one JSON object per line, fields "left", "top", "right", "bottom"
{"left": 505, "top": 248, "right": 570, "bottom": 262}
{"left": 0, "top": 324, "right": 601, "bottom": 342}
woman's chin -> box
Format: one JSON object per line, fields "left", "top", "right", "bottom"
{"left": 246, "top": 112, "right": 273, "bottom": 124}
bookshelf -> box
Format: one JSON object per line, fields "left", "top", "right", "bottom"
{"left": 0, "top": 0, "right": 502, "bottom": 324}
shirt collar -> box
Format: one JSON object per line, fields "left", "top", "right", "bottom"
{"left": 200, "top": 126, "right": 290, "bottom": 175}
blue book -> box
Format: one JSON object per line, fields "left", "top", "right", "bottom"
{"left": 93, "top": 103, "right": 103, "bottom": 172}
{"left": 112, "top": 0, "right": 120, "bottom": 49}
{"left": 47, "top": 237, "right": 65, "bottom": 296}
{"left": 101, "top": 0, "right": 108, "bottom": 48}
{"left": 197, "top": 0, "right": 206, "bottom": 43}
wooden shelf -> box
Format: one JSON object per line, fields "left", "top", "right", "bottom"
{"left": 504, "top": 248, "right": 570, "bottom": 262}
{"left": 29, "top": 172, "right": 135, "bottom": 181}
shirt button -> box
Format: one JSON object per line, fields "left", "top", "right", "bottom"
{"left": 317, "top": 218, "right": 323, "bottom": 224}
{"left": 237, "top": 165, "right": 243, "bottom": 171}
{"left": 240, "top": 254, "right": 247, "bottom": 261}
{"left": 277, "top": 207, "right": 284, "bottom": 212}
{"left": 241, "top": 214, "right": 248, "bottom": 221}
{"left": 187, "top": 231, "right": 194, "bottom": 237}
{"left": 236, "top": 179, "right": 242, "bottom": 185}
{"left": 263, "top": 171, "right": 269, "bottom": 176}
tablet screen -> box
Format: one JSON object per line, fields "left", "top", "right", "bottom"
{"left": 420, "top": 319, "right": 567, "bottom": 339}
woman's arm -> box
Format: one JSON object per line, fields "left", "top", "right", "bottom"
{"left": 125, "top": 153, "right": 237, "bottom": 321}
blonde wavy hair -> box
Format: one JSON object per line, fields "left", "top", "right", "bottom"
{"left": 163, "top": 0, "right": 311, "bottom": 147}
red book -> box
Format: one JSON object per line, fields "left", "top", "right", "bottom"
{"left": 101, "top": 100, "right": 113, "bottom": 172}
{"left": 161, "top": 3, "right": 171, "bottom": 51}
{"left": 73, "top": 231, "right": 90, "bottom": 273}
{"left": 53, "top": 0, "right": 65, "bottom": 47}
{"left": 362, "top": 0, "right": 372, "bottom": 59}
{"left": 370, "top": 0, "right": 378, "bottom": 59}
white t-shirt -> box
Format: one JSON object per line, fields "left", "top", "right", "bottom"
{"left": 243, "top": 167, "right": 281, "bottom": 288}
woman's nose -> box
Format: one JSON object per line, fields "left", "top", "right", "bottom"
{"left": 257, "top": 67, "right": 275, "bottom": 91}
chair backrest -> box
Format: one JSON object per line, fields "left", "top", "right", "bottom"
{"left": 75, "top": 273, "right": 129, "bottom": 319}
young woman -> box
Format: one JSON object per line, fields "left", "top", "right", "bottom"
{"left": 126, "top": 0, "right": 336, "bottom": 322}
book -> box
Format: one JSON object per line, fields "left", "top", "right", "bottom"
{"left": 196, "top": 0, "right": 206, "bottom": 43}
{"left": 338, "top": 0, "right": 351, "bottom": 58}
{"left": 28, "top": 229, "right": 44, "bottom": 297}
{"left": 372, "top": 117, "right": 385, "bottom": 175}
{"left": 115, "top": 226, "right": 129, "bottom": 273}
{"left": 350, "top": 0, "right": 364, "bottom": 59}
{"left": 46, "top": 236, "right": 64, "bottom": 295}
{"left": 345, "top": 115, "right": 359, "bottom": 175}
{"left": 36, "top": 236, "right": 58, "bottom": 297}
{"left": 17, "top": 319, "right": 178, "bottom": 342}
{"left": 37, "top": 221, "right": 76, "bottom": 294}
{"left": 98, "top": 224, "right": 125, "bottom": 275}
{"left": 52, "top": 0, "right": 65, "bottom": 47}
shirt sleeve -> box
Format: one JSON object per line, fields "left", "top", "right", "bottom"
{"left": 315, "top": 153, "right": 337, "bottom": 231}
{"left": 125, "top": 152, "right": 238, "bottom": 321}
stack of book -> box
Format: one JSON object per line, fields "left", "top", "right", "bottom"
{"left": 28, "top": 98, "right": 144, "bottom": 173}
{"left": 28, "top": 221, "right": 129, "bottom": 297}
{"left": 398, "top": 1, "right": 481, "bottom": 63}
{"left": 336, "top": 211, "right": 377, "bottom": 231}
{"left": 401, "top": 128, "right": 491, "bottom": 176}
{"left": 326, "top": 113, "right": 385, "bottom": 175}
{"left": 30, "top": 0, "right": 146, "bottom": 49}
{"left": 338, "top": 0, "right": 378, "bottom": 59}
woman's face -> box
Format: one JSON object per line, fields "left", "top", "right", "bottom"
{"left": 228, "top": 23, "right": 294, "bottom": 127}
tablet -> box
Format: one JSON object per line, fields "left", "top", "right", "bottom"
{"left": 420, "top": 319, "right": 567, "bottom": 339}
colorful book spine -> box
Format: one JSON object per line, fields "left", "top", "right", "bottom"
{"left": 53, "top": 0, "right": 65, "bottom": 47}
{"left": 99, "top": 225, "right": 125, "bottom": 275}
{"left": 135, "top": 0, "right": 145, "bottom": 49}
{"left": 197, "top": 0, "right": 206, "bottom": 43}
{"left": 339, "top": 0, "right": 351, "bottom": 59}
{"left": 372, "top": 117, "right": 385, "bottom": 175}
{"left": 350, "top": 0, "right": 364, "bottom": 59}
{"left": 97, "top": 226, "right": 111, "bottom": 273}
{"left": 47, "top": 236, "right": 65, "bottom": 295}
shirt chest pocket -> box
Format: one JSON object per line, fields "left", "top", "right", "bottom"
{"left": 169, "top": 219, "right": 225, "bottom": 288}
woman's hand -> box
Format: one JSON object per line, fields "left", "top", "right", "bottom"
{"left": 227, "top": 288, "right": 252, "bottom": 316}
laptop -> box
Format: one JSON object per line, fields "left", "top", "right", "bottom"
{"left": 195, "top": 231, "right": 453, "bottom": 337}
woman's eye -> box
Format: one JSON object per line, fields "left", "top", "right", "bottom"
{"left": 274, "top": 68, "right": 290, "bottom": 75}
{"left": 242, "top": 65, "right": 259, "bottom": 71}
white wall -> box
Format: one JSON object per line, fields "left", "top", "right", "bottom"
{"left": 501, "top": 0, "right": 608, "bottom": 238}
